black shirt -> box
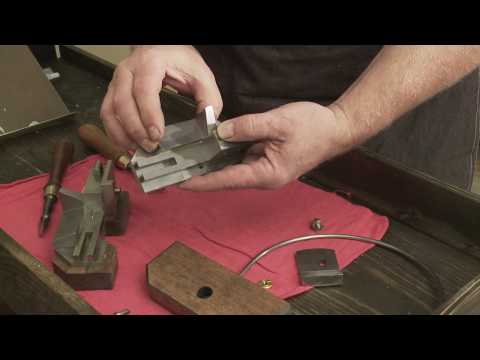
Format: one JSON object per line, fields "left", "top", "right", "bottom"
{"left": 195, "top": 45, "right": 479, "bottom": 190}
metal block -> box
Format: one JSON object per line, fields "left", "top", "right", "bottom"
{"left": 295, "top": 248, "right": 344, "bottom": 287}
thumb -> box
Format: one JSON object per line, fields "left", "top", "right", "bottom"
{"left": 217, "top": 113, "right": 282, "bottom": 142}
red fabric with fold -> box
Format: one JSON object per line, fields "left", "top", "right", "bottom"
{"left": 0, "top": 155, "right": 389, "bottom": 314}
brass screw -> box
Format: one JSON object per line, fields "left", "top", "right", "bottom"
{"left": 310, "top": 218, "right": 324, "bottom": 232}
{"left": 258, "top": 279, "right": 273, "bottom": 289}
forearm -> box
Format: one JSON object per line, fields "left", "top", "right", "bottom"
{"left": 330, "top": 45, "right": 480, "bottom": 146}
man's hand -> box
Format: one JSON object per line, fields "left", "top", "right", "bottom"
{"left": 179, "top": 102, "right": 355, "bottom": 191}
{"left": 100, "top": 45, "right": 222, "bottom": 152}
{"left": 180, "top": 46, "right": 480, "bottom": 193}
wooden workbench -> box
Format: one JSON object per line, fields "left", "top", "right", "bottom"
{"left": 1, "top": 46, "right": 480, "bottom": 315}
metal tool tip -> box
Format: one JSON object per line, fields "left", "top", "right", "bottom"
{"left": 38, "top": 219, "right": 47, "bottom": 237}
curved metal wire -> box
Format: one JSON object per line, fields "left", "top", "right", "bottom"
{"left": 239, "top": 234, "right": 445, "bottom": 307}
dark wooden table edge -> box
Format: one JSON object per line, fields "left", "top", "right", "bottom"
{"left": 0, "top": 228, "right": 98, "bottom": 315}
{"left": 304, "top": 149, "right": 480, "bottom": 257}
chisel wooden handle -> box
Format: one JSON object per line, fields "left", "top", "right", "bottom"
{"left": 49, "top": 140, "right": 74, "bottom": 187}
{"left": 78, "top": 124, "right": 131, "bottom": 169}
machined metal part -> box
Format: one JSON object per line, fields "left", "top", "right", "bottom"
{"left": 295, "top": 249, "right": 343, "bottom": 287}
{"left": 54, "top": 161, "right": 112, "bottom": 266}
{"left": 130, "top": 106, "right": 250, "bottom": 193}
{"left": 52, "top": 160, "right": 130, "bottom": 290}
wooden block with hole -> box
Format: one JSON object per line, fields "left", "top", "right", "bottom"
{"left": 53, "top": 244, "right": 118, "bottom": 291}
{"left": 146, "top": 242, "right": 291, "bottom": 315}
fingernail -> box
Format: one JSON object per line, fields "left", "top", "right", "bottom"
{"left": 141, "top": 139, "right": 159, "bottom": 153}
{"left": 148, "top": 126, "right": 161, "bottom": 142}
{"left": 217, "top": 121, "right": 234, "bottom": 140}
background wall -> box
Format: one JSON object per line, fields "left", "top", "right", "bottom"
{"left": 74, "top": 45, "right": 130, "bottom": 65}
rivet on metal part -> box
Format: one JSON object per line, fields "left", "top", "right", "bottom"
{"left": 310, "top": 218, "right": 324, "bottom": 232}
{"left": 258, "top": 279, "right": 273, "bottom": 289}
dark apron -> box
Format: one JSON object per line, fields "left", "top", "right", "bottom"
{"left": 196, "top": 46, "right": 480, "bottom": 190}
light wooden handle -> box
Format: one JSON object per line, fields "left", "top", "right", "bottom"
{"left": 78, "top": 124, "right": 130, "bottom": 169}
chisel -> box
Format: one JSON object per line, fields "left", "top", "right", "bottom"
{"left": 38, "top": 139, "right": 74, "bottom": 236}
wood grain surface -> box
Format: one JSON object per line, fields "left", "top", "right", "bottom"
{"left": 148, "top": 242, "right": 291, "bottom": 315}
{"left": 0, "top": 229, "right": 98, "bottom": 314}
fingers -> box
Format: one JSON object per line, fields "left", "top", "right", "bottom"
{"left": 100, "top": 85, "right": 136, "bottom": 150}
{"left": 217, "top": 113, "right": 284, "bottom": 142}
{"left": 132, "top": 66, "right": 166, "bottom": 142}
{"left": 101, "top": 46, "right": 224, "bottom": 154}
{"left": 243, "top": 154, "right": 261, "bottom": 165}
{"left": 246, "top": 143, "right": 266, "bottom": 156}
{"left": 179, "top": 163, "right": 264, "bottom": 192}
{"left": 111, "top": 67, "right": 159, "bottom": 152}
{"left": 178, "top": 154, "right": 291, "bottom": 192}
{"left": 192, "top": 73, "right": 223, "bottom": 119}
{"left": 165, "top": 67, "right": 223, "bottom": 118}
{"left": 243, "top": 143, "right": 265, "bottom": 164}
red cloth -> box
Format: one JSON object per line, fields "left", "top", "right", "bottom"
{"left": 0, "top": 155, "right": 389, "bottom": 314}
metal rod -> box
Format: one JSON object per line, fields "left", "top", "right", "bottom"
{"left": 239, "top": 234, "right": 445, "bottom": 307}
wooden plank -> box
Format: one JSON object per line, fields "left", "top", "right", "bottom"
{"left": 0, "top": 228, "right": 98, "bottom": 314}
{"left": 147, "top": 242, "right": 291, "bottom": 315}
{"left": 472, "top": 160, "right": 480, "bottom": 194}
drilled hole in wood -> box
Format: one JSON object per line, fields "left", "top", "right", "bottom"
{"left": 197, "top": 286, "right": 213, "bottom": 299}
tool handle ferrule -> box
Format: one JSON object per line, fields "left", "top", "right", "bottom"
{"left": 78, "top": 124, "right": 130, "bottom": 168}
